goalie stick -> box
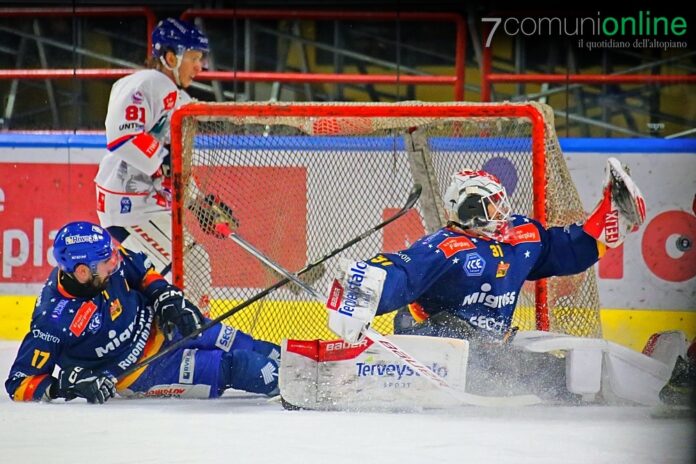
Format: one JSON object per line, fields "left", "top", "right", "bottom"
{"left": 220, "top": 225, "right": 542, "bottom": 408}
{"left": 118, "top": 184, "right": 423, "bottom": 380}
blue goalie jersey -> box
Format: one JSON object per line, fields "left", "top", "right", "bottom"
{"left": 370, "top": 215, "right": 600, "bottom": 337}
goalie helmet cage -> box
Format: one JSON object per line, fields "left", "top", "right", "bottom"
{"left": 170, "top": 101, "right": 601, "bottom": 344}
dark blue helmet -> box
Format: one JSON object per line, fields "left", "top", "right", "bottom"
{"left": 152, "top": 18, "right": 209, "bottom": 59}
{"left": 53, "top": 222, "right": 114, "bottom": 273}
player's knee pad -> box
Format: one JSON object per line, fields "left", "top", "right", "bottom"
{"left": 221, "top": 349, "right": 279, "bottom": 396}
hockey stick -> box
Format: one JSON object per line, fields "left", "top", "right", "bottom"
{"left": 118, "top": 184, "right": 422, "bottom": 380}
{"left": 222, "top": 228, "right": 542, "bottom": 408}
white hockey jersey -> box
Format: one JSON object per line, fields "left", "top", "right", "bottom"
{"left": 95, "top": 69, "right": 191, "bottom": 227}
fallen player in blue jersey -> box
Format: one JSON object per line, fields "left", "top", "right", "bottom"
{"left": 5, "top": 222, "right": 279, "bottom": 404}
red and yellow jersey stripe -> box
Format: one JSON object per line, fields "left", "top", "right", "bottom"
{"left": 12, "top": 374, "right": 52, "bottom": 402}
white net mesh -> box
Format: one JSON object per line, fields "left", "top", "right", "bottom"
{"left": 173, "top": 102, "right": 601, "bottom": 344}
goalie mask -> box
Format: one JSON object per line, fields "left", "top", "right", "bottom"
{"left": 443, "top": 169, "right": 512, "bottom": 238}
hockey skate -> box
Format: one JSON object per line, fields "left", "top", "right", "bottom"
{"left": 659, "top": 355, "right": 695, "bottom": 407}
{"left": 652, "top": 343, "right": 696, "bottom": 418}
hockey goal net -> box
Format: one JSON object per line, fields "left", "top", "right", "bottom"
{"left": 170, "top": 101, "right": 601, "bottom": 344}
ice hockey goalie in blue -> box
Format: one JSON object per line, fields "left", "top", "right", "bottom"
{"left": 326, "top": 161, "right": 645, "bottom": 345}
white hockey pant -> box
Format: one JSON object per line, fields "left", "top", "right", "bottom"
{"left": 118, "top": 213, "right": 212, "bottom": 311}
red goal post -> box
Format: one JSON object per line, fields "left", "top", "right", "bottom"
{"left": 170, "top": 101, "right": 601, "bottom": 343}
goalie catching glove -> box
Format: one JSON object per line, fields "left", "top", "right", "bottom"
{"left": 583, "top": 157, "right": 646, "bottom": 248}
{"left": 325, "top": 259, "right": 387, "bottom": 344}
{"left": 189, "top": 193, "right": 240, "bottom": 239}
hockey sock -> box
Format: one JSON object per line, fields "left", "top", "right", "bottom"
{"left": 220, "top": 349, "right": 279, "bottom": 396}
{"left": 252, "top": 339, "right": 281, "bottom": 363}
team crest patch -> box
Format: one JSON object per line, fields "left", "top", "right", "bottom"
{"left": 437, "top": 236, "right": 475, "bottom": 258}
{"left": 496, "top": 261, "right": 510, "bottom": 278}
{"left": 464, "top": 253, "right": 486, "bottom": 276}
{"left": 87, "top": 312, "right": 102, "bottom": 334}
{"left": 69, "top": 301, "right": 98, "bottom": 337}
{"left": 109, "top": 299, "right": 123, "bottom": 321}
{"left": 120, "top": 197, "right": 132, "bottom": 214}
{"left": 163, "top": 91, "right": 177, "bottom": 110}
{"left": 131, "top": 91, "right": 144, "bottom": 104}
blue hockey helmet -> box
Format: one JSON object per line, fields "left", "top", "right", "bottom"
{"left": 53, "top": 222, "right": 115, "bottom": 274}
{"left": 152, "top": 18, "right": 209, "bottom": 59}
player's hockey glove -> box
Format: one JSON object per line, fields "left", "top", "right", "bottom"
{"left": 152, "top": 286, "right": 204, "bottom": 340}
{"left": 583, "top": 157, "right": 646, "bottom": 248}
{"left": 159, "top": 151, "right": 172, "bottom": 178}
{"left": 325, "top": 259, "right": 387, "bottom": 344}
{"left": 151, "top": 154, "right": 173, "bottom": 208}
{"left": 51, "top": 366, "right": 116, "bottom": 404}
{"left": 189, "top": 194, "right": 240, "bottom": 238}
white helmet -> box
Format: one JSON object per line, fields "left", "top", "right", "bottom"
{"left": 443, "top": 169, "right": 512, "bottom": 238}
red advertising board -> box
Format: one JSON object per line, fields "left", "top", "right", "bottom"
{"left": 1, "top": 163, "right": 99, "bottom": 283}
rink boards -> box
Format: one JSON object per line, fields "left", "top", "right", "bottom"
{"left": 0, "top": 133, "right": 694, "bottom": 349}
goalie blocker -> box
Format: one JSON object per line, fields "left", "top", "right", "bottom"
{"left": 325, "top": 259, "right": 387, "bottom": 344}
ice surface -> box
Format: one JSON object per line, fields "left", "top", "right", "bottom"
{"left": 0, "top": 341, "right": 693, "bottom": 464}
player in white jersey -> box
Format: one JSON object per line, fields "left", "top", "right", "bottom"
{"left": 94, "top": 18, "right": 235, "bottom": 310}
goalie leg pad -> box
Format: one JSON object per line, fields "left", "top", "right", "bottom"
{"left": 642, "top": 330, "right": 689, "bottom": 367}
{"left": 279, "top": 335, "right": 469, "bottom": 411}
{"left": 512, "top": 331, "right": 673, "bottom": 405}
